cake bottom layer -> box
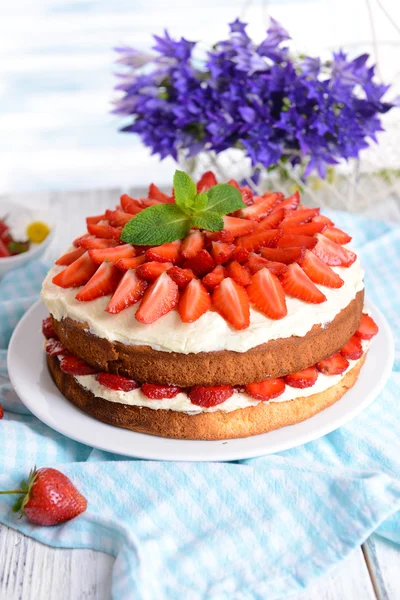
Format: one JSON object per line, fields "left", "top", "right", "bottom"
{"left": 47, "top": 353, "right": 366, "bottom": 441}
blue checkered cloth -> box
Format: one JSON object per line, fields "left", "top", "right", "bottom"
{"left": 1, "top": 211, "right": 400, "bottom": 600}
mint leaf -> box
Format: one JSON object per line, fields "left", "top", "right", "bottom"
{"left": 203, "top": 184, "right": 245, "bottom": 215}
{"left": 191, "top": 192, "right": 208, "bottom": 212}
{"left": 173, "top": 170, "right": 196, "bottom": 211}
{"left": 121, "top": 204, "right": 190, "bottom": 245}
{"left": 191, "top": 212, "right": 224, "bottom": 232}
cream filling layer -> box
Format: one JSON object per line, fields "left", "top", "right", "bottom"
{"left": 41, "top": 253, "right": 364, "bottom": 354}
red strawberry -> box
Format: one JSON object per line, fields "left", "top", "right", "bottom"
{"left": 120, "top": 194, "right": 143, "bottom": 215}
{"left": 86, "top": 213, "right": 106, "bottom": 225}
{"left": 245, "top": 378, "right": 286, "bottom": 400}
{"left": 340, "top": 335, "right": 363, "bottom": 360}
{"left": 196, "top": 171, "right": 217, "bottom": 193}
{"left": 232, "top": 246, "right": 250, "bottom": 264}
{"left": 45, "top": 339, "right": 68, "bottom": 357}
{"left": 60, "top": 356, "right": 98, "bottom": 375}
{"left": 167, "top": 266, "right": 195, "bottom": 289}
{"left": 240, "top": 193, "right": 280, "bottom": 221}
{"left": 105, "top": 209, "right": 133, "bottom": 227}
{"left": 316, "top": 353, "right": 349, "bottom": 375}
{"left": 257, "top": 208, "right": 285, "bottom": 231}
{"left": 75, "top": 261, "right": 121, "bottom": 302}
{"left": 135, "top": 272, "right": 179, "bottom": 324}
{"left": 183, "top": 249, "right": 215, "bottom": 277}
{"left": 87, "top": 223, "right": 122, "bottom": 240}
{"left": 235, "top": 228, "right": 282, "bottom": 252}
{"left": 239, "top": 185, "right": 254, "bottom": 205}
{"left": 106, "top": 269, "right": 147, "bottom": 314}
{"left": 322, "top": 226, "right": 352, "bottom": 244}
{"left": 355, "top": 314, "right": 379, "bottom": 340}
{"left": 247, "top": 268, "right": 287, "bottom": 319}
{"left": 141, "top": 384, "right": 181, "bottom": 399}
{"left": 280, "top": 263, "right": 327, "bottom": 303}
{"left": 146, "top": 240, "right": 181, "bottom": 263}
{"left": 55, "top": 247, "right": 86, "bottom": 266}
{"left": 313, "top": 214, "right": 334, "bottom": 226}
{"left": 280, "top": 207, "right": 320, "bottom": 228}
{"left": 148, "top": 183, "right": 174, "bottom": 203}
{"left": 189, "top": 385, "right": 234, "bottom": 407}
{"left": 212, "top": 277, "right": 250, "bottom": 330}
{"left": 205, "top": 229, "right": 234, "bottom": 244}
{"left": 115, "top": 256, "right": 146, "bottom": 271}
{"left": 73, "top": 233, "right": 91, "bottom": 247}
{"left": 202, "top": 265, "right": 225, "bottom": 290}
{"left": 136, "top": 261, "right": 173, "bottom": 282}
{"left": 0, "top": 467, "right": 87, "bottom": 526}
{"left": 0, "top": 405, "right": 3, "bottom": 419}
{"left": 78, "top": 237, "right": 119, "bottom": 250}
{"left": 52, "top": 252, "right": 98, "bottom": 288}
{"left": 227, "top": 178, "right": 240, "bottom": 189}
{"left": 89, "top": 244, "right": 135, "bottom": 265}
{"left": 210, "top": 241, "right": 235, "bottom": 265}
{"left": 0, "top": 239, "right": 11, "bottom": 257}
{"left": 222, "top": 216, "right": 257, "bottom": 238}
{"left": 96, "top": 373, "right": 138, "bottom": 392}
{"left": 285, "top": 366, "right": 318, "bottom": 388}
{"left": 259, "top": 247, "right": 305, "bottom": 264}
{"left": 272, "top": 191, "right": 300, "bottom": 212}
{"left": 277, "top": 234, "right": 317, "bottom": 249}
{"left": 225, "top": 261, "right": 252, "bottom": 286}
{"left": 299, "top": 249, "right": 344, "bottom": 288}
{"left": 181, "top": 230, "right": 205, "bottom": 259}
{"left": 42, "top": 317, "right": 56, "bottom": 339}
{"left": 247, "top": 254, "right": 286, "bottom": 276}
{"left": 280, "top": 222, "right": 326, "bottom": 236}
{"left": 313, "top": 234, "right": 356, "bottom": 267}
{"left": 178, "top": 278, "right": 211, "bottom": 323}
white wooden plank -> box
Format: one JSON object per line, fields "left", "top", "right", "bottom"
{"left": 363, "top": 535, "right": 400, "bottom": 600}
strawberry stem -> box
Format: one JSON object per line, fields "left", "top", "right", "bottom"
{"left": 0, "top": 490, "right": 25, "bottom": 495}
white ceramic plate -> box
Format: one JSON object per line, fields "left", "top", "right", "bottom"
{"left": 8, "top": 299, "right": 394, "bottom": 462}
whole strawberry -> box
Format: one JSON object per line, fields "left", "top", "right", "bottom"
{"left": 0, "top": 405, "right": 4, "bottom": 419}
{"left": 0, "top": 467, "right": 87, "bottom": 526}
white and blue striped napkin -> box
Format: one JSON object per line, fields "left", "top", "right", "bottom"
{"left": 1, "top": 211, "right": 400, "bottom": 600}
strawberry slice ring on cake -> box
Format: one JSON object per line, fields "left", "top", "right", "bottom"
{"left": 41, "top": 170, "right": 378, "bottom": 440}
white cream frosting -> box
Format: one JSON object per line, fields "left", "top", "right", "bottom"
{"left": 41, "top": 253, "right": 364, "bottom": 354}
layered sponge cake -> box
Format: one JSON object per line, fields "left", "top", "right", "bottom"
{"left": 41, "top": 171, "right": 378, "bottom": 440}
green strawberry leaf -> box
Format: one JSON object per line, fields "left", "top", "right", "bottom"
{"left": 191, "top": 192, "right": 208, "bottom": 212}
{"left": 203, "top": 183, "right": 245, "bottom": 215}
{"left": 173, "top": 170, "right": 196, "bottom": 211}
{"left": 191, "top": 212, "right": 224, "bottom": 232}
{"left": 121, "top": 204, "right": 191, "bottom": 245}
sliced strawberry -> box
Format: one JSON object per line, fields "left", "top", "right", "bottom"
{"left": 105, "top": 209, "right": 133, "bottom": 227}
{"left": 247, "top": 254, "right": 286, "bottom": 277}
{"left": 141, "top": 384, "right": 181, "bottom": 399}
{"left": 136, "top": 261, "right": 173, "bottom": 282}
{"left": 73, "top": 233, "right": 91, "bottom": 247}
{"left": 280, "top": 207, "right": 320, "bottom": 228}
{"left": 75, "top": 261, "right": 121, "bottom": 302}
{"left": 42, "top": 317, "right": 56, "bottom": 339}
{"left": 322, "top": 226, "right": 352, "bottom": 244}
{"left": 340, "top": 335, "right": 363, "bottom": 360}
{"left": 355, "top": 314, "right": 379, "bottom": 340}
{"left": 202, "top": 265, "right": 225, "bottom": 290}
{"left": 0, "top": 239, "right": 11, "bottom": 257}
{"left": 115, "top": 255, "right": 146, "bottom": 271}
{"left": 227, "top": 178, "right": 240, "bottom": 189}
{"left": 259, "top": 247, "right": 305, "bottom": 264}
{"left": 120, "top": 194, "right": 143, "bottom": 215}
{"left": 299, "top": 249, "right": 344, "bottom": 288}
{"left": 167, "top": 266, "right": 194, "bottom": 289}
{"left": 313, "top": 234, "right": 356, "bottom": 267}
{"left": 52, "top": 252, "right": 98, "bottom": 288}
{"left": 240, "top": 193, "right": 280, "bottom": 221}
{"left": 183, "top": 249, "right": 215, "bottom": 277}
{"left": 280, "top": 263, "right": 327, "bottom": 303}
{"left": 87, "top": 223, "right": 122, "bottom": 240}
{"left": 181, "top": 230, "right": 205, "bottom": 259}
{"left": 178, "top": 278, "right": 211, "bottom": 323}
{"left": 96, "top": 372, "right": 139, "bottom": 392}
{"left": 135, "top": 272, "right": 179, "bottom": 324}
{"left": 257, "top": 208, "right": 285, "bottom": 231}
{"left": 285, "top": 366, "right": 318, "bottom": 388}
{"left": 211, "top": 241, "right": 235, "bottom": 265}
{"left": 232, "top": 246, "right": 250, "bottom": 264}
{"left": 245, "top": 378, "right": 286, "bottom": 401}
{"left": 277, "top": 234, "right": 317, "bottom": 249}
{"left": 78, "top": 237, "right": 119, "bottom": 250}
{"left": 212, "top": 277, "right": 250, "bottom": 330}
{"left": 247, "top": 268, "right": 287, "bottom": 319}
{"left": 222, "top": 216, "right": 257, "bottom": 238}
{"left": 60, "top": 356, "right": 98, "bottom": 376}
{"left": 86, "top": 214, "right": 106, "bottom": 225}
{"left": 206, "top": 229, "right": 234, "bottom": 244}
{"left": 148, "top": 183, "right": 174, "bottom": 203}
{"left": 189, "top": 385, "right": 234, "bottom": 407}
{"left": 146, "top": 240, "right": 181, "bottom": 263}
{"left": 239, "top": 186, "right": 254, "bottom": 205}
{"left": 88, "top": 244, "right": 135, "bottom": 265}
{"left": 225, "top": 261, "right": 252, "bottom": 286}
{"left": 272, "top": 191, "right": 300, "bottom": 212}
{"left": 196, "top": 171, "right": 217, "bottom": 193}
{"left": 106, "top": 269, "right": 147, "bottom": 314}
{"left": 235, "top": 229, "right": 282, "bottom": 252}
{"left": 45, "top": 339, "right": 68, "bottom": 357}
{"left": 55, "top": 247, "right": 86, "bottom": 266}
{"left": 280, "top": 222, "right": 326, "bottom": 236}
{"left": 313, "top": 214, "right": 334, "bottom": 226}
{"left": 316, "top": 353, "right": 349, "bottom": 375}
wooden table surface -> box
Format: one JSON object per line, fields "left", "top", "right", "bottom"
{"left": 0, "top": 189, "right": 399, "bottom": 600}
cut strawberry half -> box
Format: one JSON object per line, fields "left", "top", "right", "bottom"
{"left": 212, "top": 277, "right": 250, "bottom": 330}
{"left": 42, "top": 317, "right": 56, "bottom": 339}
{"left": 277, "top": 234, "right": 317, "bottom": 249}
{"left": 235, "top": 228, "right": 282, "bottom": 252}
{"left": 115, "top": 255, "right": 146, "bottom": 271}
{"left": 206, "top": 229, "right": 234, "bottom": 244}
{"left": 105, "top": 209, "right": 133, "bottom": 227}
{"left": 245, "top": 378, "right": 286, "bottom": 401}
{"left": 167, "top": 266, "right": 194, "bottom": 289}
{"left": 0, "top": 239, "right": 11, "bottom": 257}
{"left": 272, "top": 191, "right": 300, "bottom": 212}
{"left": 280, "top": 262, "right": 327, "bottom": 303}
{"left": 141, "top": 384, "right": 181, "bottom": 399}
{"left": 86, "top": 214, "right": 106, "bottom": 225}
{"left": 120, "top": 194, "right": 143, "bottom": 215}
{"left": 52, "top": 252, "right": 98, "bottom": 288}
{"left": 135, "top": 272, "right": 179, "bottom": 324}
{"left": 355, "top": 314, "right": 379, "bottom": 340}
{"left": 55, "top": 247, "right": 86, "bottom": 266}
{"left": 87, "top": 223, "right": 122, "bottom": 240}
{"left": 285, "top": 366, "right": 318, "bottom": 388}
{"left": 259, "top": 247, "right": 305, "bottom": 264}
{"left": 196, "top": 171, "right": 217, "bottom": 193}
{"left": 211, "top": 241, "right": 235, "bottom": 265}
{"left": 316, "top": 352, "right": 349, "bottom": 375}
{"left": 75, "top": 261, "right": 121, "bottom": 302}
{"left": 313, "top": 233, "right": 356, "bottom": 267}
{"left": 322, "top": 226, "right": 352, "bottom": 244}
{"left": 298, "top": 249, "right": 344, "bottom": 288}
{"left": 136, "top": 261, "right": 173, "bottom": 282}
{"left": 239, "top": 193, "right": 280, "bottom": 221}
{"left": 183, "top": 249, "right": 215, "bottom": 277}
{"left": 222, "top": 216, "right": 257, "bottom": 238}
{"left": 225, "top": 261, "right": 252, "bottom": 286}
{"left": 181, "top": 230, "right": 205, "bottom": 259}
{"left": 73, "top": 233, "right": 91, "bottom": 247}
{"left": 189, "top": 385, "right": 234, "bottom": 407}
{"left": 340, "top": 335, "right": 363, "bottom": 360}
{"left": 279, "top": 207, "right": 320, "bottom": 228}
{"left": 148, "top": 183, "right": 174, "bottom": 203}
{"left": 280, "top": 222, "right": 326, "bottom": 236}
{"left": 178, "top": 278, "right": 211, "bottom": 323}
{"left": 247, "top": 268, "right": 287, "bottom": 319}
{"left": 247, "top": 254, "right": 286, "bottom": 277}
{"left": 313, "top": 214, "right": 334, "bottom": 226}
{"left": 78, "top": 237, "right": 119, "bottom": 250}
{"left": 96, "top": 372, "right": 139, "bottom": 392}
{"left": 257, "top": 208, "right": 285, "bottom": 231}
{"left": 88, "top": 244, "right": 135, "bottom": 265}
{"left": 60, "top": 356, "right": 98, "bottom": 376}
{"left": 202, "top": 265, "right": 225, "bottom": 290}
{"left": 106, "top": 269, "right": 147, "bottom": 314}
{"left": 146, "top": 240, "right": 181, "bottom": 263}
{"left": 231, "top": 246, "right": 250, "bottom": 264}
{"left": 239, "top": 186, "right": 254, "bottom": 205}
{"left": 45, "top": 339, "right": 68, "bottom": 357}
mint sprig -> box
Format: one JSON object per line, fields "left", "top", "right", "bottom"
{"left": 121, "top": 170, "right": 245, "bottom": 246}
